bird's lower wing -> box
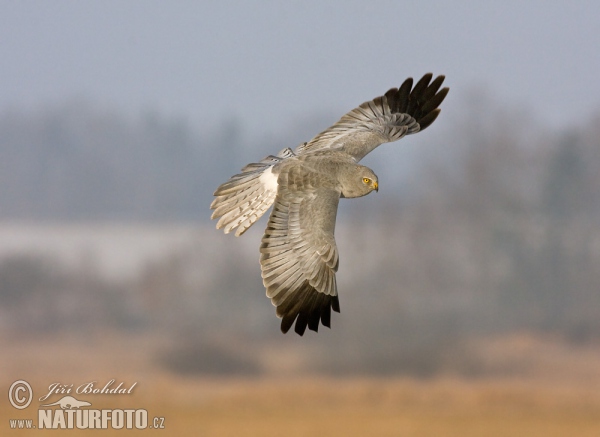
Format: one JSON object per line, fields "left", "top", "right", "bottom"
{"left": 296, "top": 73, "right": 449, "bottom": 162}
{"left": 260, "top": 186, "right": 341, "bottom": 335}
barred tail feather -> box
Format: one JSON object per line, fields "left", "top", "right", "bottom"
{"left": 210, "top": 148, "right": 293, "bottom": 236}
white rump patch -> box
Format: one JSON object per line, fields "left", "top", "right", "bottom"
{"left": 259, "top": 167, "right": 279, "bottom": 192}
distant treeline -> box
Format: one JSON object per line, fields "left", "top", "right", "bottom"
{"left": 0, "top": 102, "right": 269, "bottom": 220}
{"left": 0, "top": 96, "right": 599, "bottom": 376}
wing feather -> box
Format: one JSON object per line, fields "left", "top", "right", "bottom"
{"left": 260, "top": 184, "right": 341, "bottom": 335}
{"left": 296, "top": 73, "right": 448, "bottom": 161}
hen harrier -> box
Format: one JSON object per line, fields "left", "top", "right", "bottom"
{"left": 211, "top": 73, "right": 448, "bottom": 335}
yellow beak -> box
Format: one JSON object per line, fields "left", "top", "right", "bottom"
{"left": 373, "top": 181, "right": 378, "bottom": 192}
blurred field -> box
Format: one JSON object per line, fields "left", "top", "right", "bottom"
{"left": 3, "top": 332, "right": 600, "bottom": 437}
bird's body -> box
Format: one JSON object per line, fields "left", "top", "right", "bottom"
{"left": 211, "top": 73, "right": 448, "bottom": 335}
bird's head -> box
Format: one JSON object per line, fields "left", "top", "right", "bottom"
{"left": 340, "top": 165, "right": 378, "bottom": 198}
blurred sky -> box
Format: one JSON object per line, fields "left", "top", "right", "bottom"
{"left": 1, "top": 0, "right": 599, "bottom": 139}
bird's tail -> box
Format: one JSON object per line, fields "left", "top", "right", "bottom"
{"left": 210, "top": 148, "right": 294, "bottom": 236}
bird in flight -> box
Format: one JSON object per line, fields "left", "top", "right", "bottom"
{"left": 211, "top": 73, "right": 449, "bottom": 335}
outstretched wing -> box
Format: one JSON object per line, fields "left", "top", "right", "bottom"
{"left": 211, "top": 148, "right": 295, "bottom": 236}
{"left": 260, "top": 180, "right": 341, "bottom": 336}
{"left": 296, "top": 73, "right": 449, "bottom": 161}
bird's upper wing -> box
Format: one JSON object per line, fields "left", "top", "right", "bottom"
{"left": 295, "top": 73, "right": 449, "bottom": 162}
{"left": 260, "top": 168, "right": 341, "bottom": 336}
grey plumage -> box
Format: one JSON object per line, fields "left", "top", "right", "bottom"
{"left": 211, "top": 73, "right": 449, "bottom": 335}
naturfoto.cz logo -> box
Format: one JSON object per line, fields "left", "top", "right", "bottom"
{"left": 7, "top": 379, "right": 166, "bottom": 431}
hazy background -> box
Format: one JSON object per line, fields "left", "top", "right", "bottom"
{"left": 2, "top": 1, "right": 600, "bottom": 435}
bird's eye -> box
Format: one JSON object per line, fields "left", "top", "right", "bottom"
{"left": 362, "top": 177, "right": 371, "bottom": 184}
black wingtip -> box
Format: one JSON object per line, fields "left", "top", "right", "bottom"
{"left": 396, "top": 78, "right": 413, "bottom": 113}
{"left": 281, "top": 315, "right": 295, "bottom": 334}
{"left": 332, "top": 296, "right": 340, "bottom": 313}
{"left": 417, "top": 108, "right": 441, "bottom": 131}
{"left": 421, "top": 86, "right": 449, "bottom": 115}
{"left": 383, "top": 73, "right": 448, "bottom": 130}
{"left": 294, "top": 317, "right": 308, "bottom": 336}
{"left": 278, "top": 285, "right": 339, "bottom": 336}
{"left": 405, "top": 73, "right": 448, "bottom": 130}
{"left": 411, "top": 73, "right": 433, "bottom": 98}
{"left": 422, "top": 75, "right": 446, "bottom": 102}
